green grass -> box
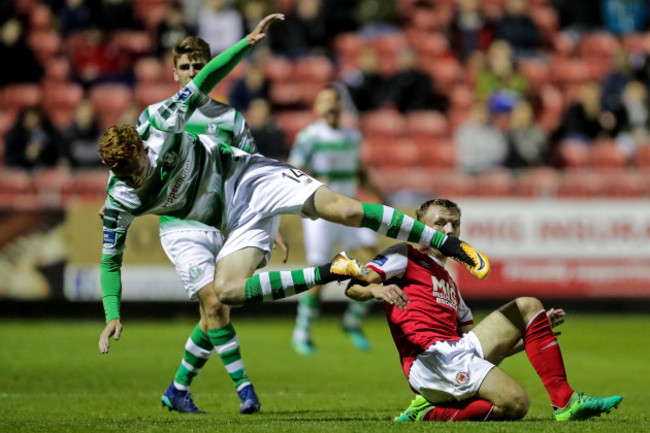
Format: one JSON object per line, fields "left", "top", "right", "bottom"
{"left": 1, "top": 313, "right": 649, "bottom": 432}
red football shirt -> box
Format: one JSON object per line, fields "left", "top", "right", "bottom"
{"left": 366, "top": 243, "right": 474, "bottom": 378}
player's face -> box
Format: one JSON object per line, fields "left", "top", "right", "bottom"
{"left": 173, "top": 54, "right": 207, "bottom": 87}
{"left": 423, "top": 205, "right": 461, "bottom": 238}
{"left": 110, "top": 147, "right": 151, "bottom": 189}
{"left": 314, "top": 89, "right": 341, "bottom": 121}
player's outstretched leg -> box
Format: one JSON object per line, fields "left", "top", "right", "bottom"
{"left": 308, "top": 188, "right": 490, "bottom": 279}
{"left": 554, "top": 393, "right": 623, "bottom": 421}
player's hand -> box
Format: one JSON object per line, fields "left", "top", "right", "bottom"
{"left": 248, "top": 13, "right": 284, "bottom": 45}
{"left": 99, "top": 319, "right": 123, "bottom": 354}
{"left": 98, "top": 204, "right": 105, "bottom": 219}
{"left": 370, "top": 284, "right": 410, "bottom": 309}
{"left": 547, "top": 308, "right": 566, "bottom": 336}
{"left": 274, "top": 231, "right": 289, "bottom": 263}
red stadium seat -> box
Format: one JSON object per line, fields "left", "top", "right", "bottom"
{"left": 264, "top": 57, "right": 293, "bottom": 83}
{"left": 42, "top": 82, "right": 84, "bottom": 110}
{"left": 406, "top": 111, "right": 450, "bottom": 140}
{"left": 0, "top": 169, "right": 39, "bottom": 207}
{"left": 602, "top": 170, "right": 646, "bottom": 198}
{"left": 269, "top": 82, "right": 307, "bottom": 108}
{"left": 92, "top": 83, "right": 134, "bottom": 128}
{"left": 557, "top": 140, "right": 591, "bottom": 169}
{"left": 428, "top": 170, "right": 476, "bottom": 198}
{"left": 133, "top": 82, "right": 175, "bottom": 111}
{"left": 590, "top": 141, "right": 628, "bottom": 170}
{"left": 557, "top": 170, "right": 605, "bottom": 198}
{"left": 360, "top": 110, "right": 407, "bottom": 139}
{"left": 134, "top": 57, "right": 165, "bottom": 84}
{"left": 634, "top": 144, "right": 650, "bottom": 169}
{"left": 516, "top": 167, "right": 562, "bottom": 197}
{"left": 294, "top": 57, "right": 334, "bottom": 83}
{"left": 423, "top": 57, "right": 464, "bottom": 93}
{"left": 0, "top": 84, "right": 42, "bottom": 110}
{"left": 111, "top": 31, "right": 153, "bottom": 56}
{"left": 34, "top": 168, "right": 72, "bottom": 207}
{"left": 420, "top": 138, "right": 455, "bottom": 169}
{"left": 0, "top": 110, "right": 17, "bottom": 138}
{"left": 276, "top": 110, "right": 316, "bottom": 144}
{"left": 133, "top": 0, "right": 169, "bottom": 31}
{"left": 474, "top": 170, "right": 515, "bottom": 197}
{"left": 364, "top": 138, "right": 424, "bottom": 169}
{"left": 62, "top": 169, "right": 109, "bottom": 203}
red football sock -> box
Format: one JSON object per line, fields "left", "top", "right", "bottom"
{"left": 422, "top": 399, "right": 494, "bottom": 421}
{"left": 524, "top": 310, "right": 574, "bottom": 408}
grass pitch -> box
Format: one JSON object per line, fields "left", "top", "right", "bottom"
{"left": 1, "top": 312, "right": 649, "bottom": 433}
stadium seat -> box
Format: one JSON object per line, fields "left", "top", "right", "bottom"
{"left": 264, "top": 57, "right": 293, "bottom": 83}
{"left": 133, "top": 0, "right": 169, "bottom": 31}
{"left": 360, "top": 110, "right": 407, "bottom": 139}
{"left": 276, "top": 110, "right": 316, "bottom": 143}
{"left": 474, "top": 170, "right": 515, "bottom": 197}
{"left": 557, "top": 140, "right": 592, "bottom": 169}
{"left": 133, "top": 82, "right": 175, "bottom": 111}
{"left": 92, "top": 83, "right": 134, "bottom": 128}
{"left": 134, "top": 57, "right": 165, "bottom": 84}
{"left": 557, "top": 170, "right": 605, "bottom": 198}
{"left": 590, "top": 141, "right": 628, "bottom": 170}
{"left": 423, "top": 57, "right": 463, "bottom": 93}
{"left": 61, "top": 169, "right": 109, "bottom": 203}
{"left": 0, "top": 84, "right": 42, "bottom": 111}
{"left": 34, "top": 168, "right": 72, "bottom": 207}
{"left": 634, "top": 144, "right": 650, "bottom": 169}
{"left": 428, "top": 170, "right": 476, "bottom": 198}
{"left": 269, "top": 82, "right": 307, "bottom": 108}
{"left": 369, "top": 167, "right": 434, "bottom": 194}
{"left": 42, "top": 82, "right": 84, "bottom": 110}
{"left": 364, "top": 138, "right": 422, "bottom": 169}
{"left": 111, "top": 31, "right": 153, "bottom": 56}
{"left": 406, "top": 111, "right": 450, "bottom": 140}
{"left": 294, "top": 57, "right": 334, "bottom": 83}
{"left": 516, "top": 167, "right": 562, "bottom": 197}
{"left": 420, "top": 138, "right": 455, "bottom": 169}
{"left": 0, "top": 169, "right": 39, "bottom": 207}
{"left": 602, "top": 170, "right": 646, "bottom": 198}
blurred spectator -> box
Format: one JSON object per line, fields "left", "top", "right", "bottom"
{"left": 455, "top": 104, "right": 508, "bottom": 174}
{"left": 601, "top": 0, "right": 649, "bottom": 35}
{"left": 69, "top": 27, "right": 132, "bottom": 89}
{"left": 355, "top": 0, "right": 399, "bottom": 38}
{"left": 240, "top": 0, "right": 273, "bottom": 34}
{"left": 552, "top": 0, "right": 603, "bottom": 35}
{"left": 156, "top": 4, "right": 194, "bottom": 59}
{"left": 247, "top": 98, "right": 288, "bottom": 160}
{"left": 555, "top": 81, "right": 617, "bottom": 142}
{"left": 58, "top": 0, "right": 94, "bottom": 36}
{"left": 476, "top": 40, "right": 528, "bottom": 102}
{"left": 448, "top": 0, "right": 494, "bottom": 63}
{"left": 505, "top": 101, "right": 550, "bottom": 168}
{"left": 115, "top": 102, "right": 141, "bottom": 126}
{"left": 494, "top": 0, "right": 541, "bottom": 56}
{"left": 614, "top": 80, "right": 650, "bottom": 155}
{"left": 228, "top": 63, "right": 269, "bottom": 111}
{"left": 63, "top": 99, "right": 102, "bottom": 167}
{"left": 322, "top": 0, "right": 358, "bottom": 37}
{"left": 342, "top": 47, "right": 386, "bottom": 112}
{"left": 0, "top": 18, "right": 43, "bottom": 86}
{"left": 601, "top": 49, "right": 635, "bottom": 113}
{"left": 270, "top": 0, "right": 327, "bottom": 58}
{"left": 0, "top": 0, "right": 15, "bottom": 27}
{"left": 381, "top": 49, "right": 448, "bottom": 113}
{"left": 4, "top": 107, "right": 69, "bottom": 169}
{"left": 198, "top": 0, "right": 244, "bottom": 56}
{"left": 97, "top": 0, "right": 141, "bottom": 33}
{"left": 181, "top": 0, "right": 205, "bottom": 31}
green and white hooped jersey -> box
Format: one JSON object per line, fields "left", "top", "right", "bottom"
{"left": 288, "top": 119, "right": 361, "bottom": 198}
{"left": 102, "top": 81, "right": 248, "bottom": 256}
{"left": 138, "top": 99, "right": 257, "bottom": 235}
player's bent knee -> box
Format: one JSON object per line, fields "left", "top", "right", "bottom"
{"left": 493, "top": 392, "right": 530, "bottom": 420}
{"left": 515, "top": 297, "right": 544, "bottom": 316}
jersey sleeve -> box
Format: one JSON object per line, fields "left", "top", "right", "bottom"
{"left": 100, "top": 194, "right": 135, "bottom": 322}
{"left": 366, "top": 243, "right": 409, "bottom": 282}
{"left": 232, "top": 109, "right": 257, "bottom": 154}
{"left": 148, "top": 37, "right": 253, "bottom": 134}
{"left": 137, "top": 107, "right": 150, "bottom": 128}
{"left": 288, "top": 128, "right": 313, "bottom": 169}
{"left": 456, "top": 291, "right": 474, "bottom": 328}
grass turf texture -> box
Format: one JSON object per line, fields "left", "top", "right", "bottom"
{"left": 1, "top": 313, "right": 649, "bottom": 433}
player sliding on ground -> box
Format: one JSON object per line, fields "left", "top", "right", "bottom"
{"left": 97, "top": 14, "right": 490, "bottom": 356}
{"left": 345, "top": 198, "right": 622, "bottom": 422}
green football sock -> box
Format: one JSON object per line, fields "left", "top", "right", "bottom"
{"left": 244, "top": 265, "right": 341, "bottom": 304}
{"left": 293, "top": 291, "right": 321, "bottom": 343}
{"left": 343, "top": 300, "right": 370, "bottom": 331}
{"left": 360, "top": 203, "right": 446, "bottom": 249}
{"left": 208, "top": 323, "right": 250, "bottom": 390}
{"left": 172, "top": 322, "right": 213, "bottom": 390}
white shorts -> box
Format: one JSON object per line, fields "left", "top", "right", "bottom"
{"left": 218, "top": 154, "right": 324, "bottom": 263}
{"left": 160, "top": 221, "right": 279, "bottom": 299}
{"left": 302, "top": 218, "right": 377, "bottom": 265}
{"left": 408, "top": 332, "right": 495, "bottom": 403}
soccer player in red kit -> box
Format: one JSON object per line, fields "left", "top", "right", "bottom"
{"left": 345, "top": 198, "right": 622, "bottom": 422}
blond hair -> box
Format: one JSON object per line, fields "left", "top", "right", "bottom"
{"left": 172, "top": 37, "right": 210, "bottom": 66}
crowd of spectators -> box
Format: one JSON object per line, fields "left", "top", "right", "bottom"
{"left": 2, "top": 0, "right": 650, "bottom": 199}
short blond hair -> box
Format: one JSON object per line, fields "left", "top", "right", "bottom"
{"left": 98, "top": 125, "right": 143, "bottom": 170}
{"left": 172, "top": 37, "right": 210, "bottom": 66}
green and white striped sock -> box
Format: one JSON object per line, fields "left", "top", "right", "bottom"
{"left": 208, "top": 323, "right": 250, "bottom": 391}
{"left": 172, "top": 322, "right": 213, "bottom": 391}
{"left": 244, "top": 265, "right": 339, "bottom": 304}
{"left": 292, "top": 291, "right": 321, "bottom": 343}
{"left": 343, "top": 300, "right": 370, "bottom": 331}
{"left": 360, "top": 203, "right": 447, "bottom": 248}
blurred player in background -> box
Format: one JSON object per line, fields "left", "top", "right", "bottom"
{"left": 346, "top": 198, "right": 622, "bottom": 422}
{"left": 137, "top": 36, "right": 283, "bottom": 415}
{"left": 288, "top": 85, "right": 385, "bottom": 355}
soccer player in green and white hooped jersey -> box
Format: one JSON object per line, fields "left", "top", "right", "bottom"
{"left": 289, "top": 85, "right": 385, "bottom": 355}
{"left": 136, "top": 36, "right": 271, "bottom": 414}
{"left": 97, "top": 13, "right": 490, "bottom": 384}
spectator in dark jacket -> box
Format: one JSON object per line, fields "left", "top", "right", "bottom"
{"left": 494, "top": 0, "right": 541, "bottom": 56}
{"left": 0, "top": 18, "right": 43, "bottom": 85}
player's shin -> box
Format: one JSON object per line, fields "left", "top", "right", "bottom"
{"left": 208, "top": 323, "right": 251, "bottom": 390}
{"left": 173, "top": 322, "right": 213, "bottom": 390}
{"left": 524, "top": 310, "right": 574, "bottom": 408}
